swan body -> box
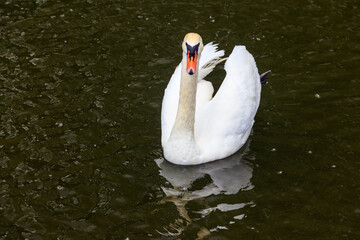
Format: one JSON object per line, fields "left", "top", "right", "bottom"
{"left": 161, "top": 33, "right": 261, "bottom": 165}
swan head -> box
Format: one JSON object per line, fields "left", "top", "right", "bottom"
{"left": 182, "top": 33, "right": 204, "bottom": 75}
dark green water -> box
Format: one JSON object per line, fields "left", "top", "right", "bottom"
{"left": 1, "top": 0, "right": 359, "bottom": 239}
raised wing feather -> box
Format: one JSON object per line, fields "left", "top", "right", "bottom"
{"left": 195, "top": 46, "right": 261, "bottom": 161}
{"left": 199, "top": 43, "right": 225, "bottom": 80}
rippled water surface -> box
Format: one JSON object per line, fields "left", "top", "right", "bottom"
{"left": 1, "top": 0, "right": 359, "bottom": 239}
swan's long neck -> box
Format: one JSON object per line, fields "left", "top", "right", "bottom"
{"left": 170, "top": 56, "right": 198, "bottom": 138}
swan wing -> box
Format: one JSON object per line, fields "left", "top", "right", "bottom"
{"left": 161, "top": 43, "right": 225, "bottom": 146}
{"left": 196, "top": 42, "right": 225, "bottom": 111}
{"left": 199, "top": 42, "right": 225, "bottom": 81}
{"left": 195, "top": 46, "right": 261, "bottom": 161}
{"left": 161, "top": 63, "right": 181, "bottom": 147}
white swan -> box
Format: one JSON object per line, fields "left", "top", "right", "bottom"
{"left": 161, "top": 33, "right": 266, "bottom": 165}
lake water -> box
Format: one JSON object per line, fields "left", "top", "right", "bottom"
{"left": 1, "top": 0, "right": 359, "bottom": 239}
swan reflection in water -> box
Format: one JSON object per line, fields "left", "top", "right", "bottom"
{"left": 155, "top": 141, "right": 255, "bottom": 238}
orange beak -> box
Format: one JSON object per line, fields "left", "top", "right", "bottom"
{"left": 186, "top": 50, "right": 197, "bottom": 75}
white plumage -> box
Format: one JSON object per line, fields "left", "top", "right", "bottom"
{"left": 161, "top": 34, "right": 261, "bottom": 165}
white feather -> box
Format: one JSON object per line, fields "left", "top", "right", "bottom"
{"left": 198, "top": 42, "right": 225, "bottom": 80}
{"left": 195, "top": 46, "right": 261, "bottom": 162}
